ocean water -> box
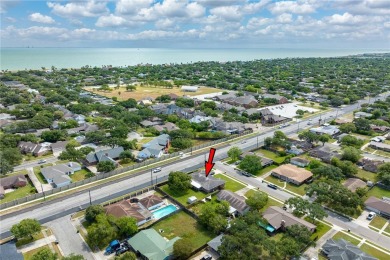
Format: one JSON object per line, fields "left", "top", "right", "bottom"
{"left": 1, "top": 48, "right": 388, "bottom": 71}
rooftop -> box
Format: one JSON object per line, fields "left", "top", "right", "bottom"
{"left": 272, "top": 164, "right": 313, "bottom": 183}
{"left": 263, "top": 206, "right": 316, "bottom": 231}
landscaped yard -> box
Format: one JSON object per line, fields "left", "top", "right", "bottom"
{"left": 33, "top": 163, "right": 53, "bottom": 175}
{"left": 23, "top": 243, "right": 62, "bottom": 260}
{"left": 303, "top": 217, "right": 332, "bottom": 241}
{"left": 264, "top": 175, "right": 307, "bottom": 196}
{"left": 254, "top": 165, "right": 278, "bottom": 176}
{"left": 365, "top": 186, "right": 390, "bottom": 200}
{"left": 360, "top": 243, "right": 390, "bottom": 260}
{"left": 0, "top": 183, "right": 35, "bottom": 204}
{"left": 356, "top": 168, "right": 377, "bottom": 182}
{"left": 369, "top": 216, "right": 388, "bottom": 230}
{"left": 332, "top": 231, "right": 360, "bottom": 246}
{"left": 244, "top": 189, "right": 283, "bottom": 211}
{"left": 70, "top": 169, "right": 93, "bottom": 182}
{"left": 152, "top": 211, "right": 215, "bottom": 249}
{"left": 257, "top": 149, "right": 287, "bottom": 164}
{"left": 214, "top": 174, "right": 246, "bottom": 192}
{"left": 15, "top": 227, "right": 48, "bottom": 247}
{"left": 160, "top": 185, "right": 209, "bottom": 206}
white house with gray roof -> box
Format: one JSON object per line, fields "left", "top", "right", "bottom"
{"left": 137, "top": 134, "right": 170, "bottom": 160}
{"left": 41, "top": 162, "right": 81, "bottom": 188}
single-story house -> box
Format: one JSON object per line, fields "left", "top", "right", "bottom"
{"left": 271, "top": 164, "right": 313, "bottom": 186}
{"left": 370, "top": 125, "right": 390, "bottom": 133}
{"left": 181, "top": 85, "right": 198, "bottom": 92}
{"left": 191, "top": 171, "right": 225, "bottom": 193}
{"left": 365, "top": 196, "right": 390, "bottom": 218}
{"left": 50, "top": 141, "right": 69, "bottom": 157}
{"left": 355, "top": 112, "right": 373, "bottom": 119}
{"left": 189, "top": 115, "right": 212, "bottom": 124}
{"left": 0, "top": 175, "right": 28, "bottom": 199}
{"left": 18, "top": 141, "right": 51, "bottom": 156}
{"left": 139, "top": 195, "right": 164, "bottom": 211}
{"left": 261, "top": 94, "right": 289, "bottom": 104}
{"left": 261, "top": 114, "right": 290, "bottom": 126}
{"left": 85, "top": 146, "right": 124, "bottom": 165}
{"left": 286, "top": 145, "right": 305, "bottom": 155}
{"left": 105, "top": 199, "right": 153, "bottom": 226}
{"left": 343, "top": 178, "right": 366, "bottom": 192}
{"left": 240, "top": 152, "right": 274, "bottom": 167}
{"left": 207, "top": 234, "right": 223, "bottom": 258}
{"left": 310, "top": 124, "right": 340, "bottom": 137}
{"left": 41, "top": 162, "right": 81, "bottom": 188}
{"left": 212, "top": 119, "right": 250, "bottom": 134}
{"left": 138, "top": 99, "right": 153, "bottom": 106}
{"left": 216, "top": 93, "right": 259, "bottom": 108}
{"left": 263, "top": 206, "right": 316, "bottom": 233}
{"left": 153, "top": 122, "right": 179, "bottom": 133}
{"left": 322, "top": 239, "right": 377, "bottom": 260}
{"left": 308, "top": 143, "right": 342, "bottom": 163}
{"left": 138, "top": 134, "right": 170, "bottom": 160}
{"left": 128, "top": 229, "right": 180, "bottom": 260}
{"left": 334, "top": 118, "right": 353, "bottom": 125}
{"left": 140, "top": 120, "right": 162, "bottom": 127}
{"left": 216, "top": 190, "right": 249, "bottom": 215}
{"left": 369, "top": 141, "right": 390, "bottom": 152}
{"left": 361, "top": 159, "right": 384, "bottom": 173}
{"left": 290, "top": 157, "right": 310, "bottom": 168}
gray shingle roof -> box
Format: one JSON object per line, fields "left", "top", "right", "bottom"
{"left": 86, "top": 146, "right": 124, "bottom": 164}
{"left": 216, "top": 190, "right": 249, "bottom": 214}
{"left": 191, "top": 171, "right": 225, "bottom": 193}
{"left": 322, "top": 239, "right": 377, "bottom": 260}
{"left": 263, "top": 206, "right": 316, "bottom": 231}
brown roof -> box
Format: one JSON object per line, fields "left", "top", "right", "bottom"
{"left": 139, "top": 195, "right": 163, "bottom": 209}
{"left": 365, "top": 196, "right": 390, "bottom": 215}
{"left": 0, "top": 175, "right": 27, "bottom": 189}
{"left": 263, "top": 206, "right": 316, "bottom": 231}
{"left": 343, "top": 178, "right": 366, "bottom": 192}
{"left": 105, "top": 200, "right": 152, "bottom": 222}
{"left": 272, "top": 164, "right": 313, "bottom": 183}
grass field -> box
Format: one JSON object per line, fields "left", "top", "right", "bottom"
{"left": 0, "top": 183, "right": 35, "bottom": 204}
{"left": 214, "top": 174, "right": 246, "bottom": 192}
{"left": 70, "top": 169, "right": 93, "bottom": 182}
{"left": 257, "top": 149, "right": 287, "bottom": 164}
{"left": 264, "top": 175, "right": 307, "bottom": 196}
{"left": 356, "top": 168, "right": 377, "bottom": 182}
{"left": 23, "top": 245, "right": 50, "bottom": 260}
{"left": 152, "top": 211, "right": 214, "bottom": 249}
{"left": 369, "top": 216, "right": 388, "bottom": 230}
{"left": 332, "top": 231, "right": 360, "bottom": 246}
{"left": 365, "top": 186, "right": 390, "bottom": 200}
{"left": 303, "top": 217, "right": 332, "bottom": 241}
{"left": 161, "top": 185, "right": 209, "bottom": 206}
{"left": 85, "top": 85, "right": 222, "bottom": 101}
{"left": 360, "top": 244, "right": 390, "bottom": 260}
{"left": 254, "top": 165, "right": 278, "bottom": 176}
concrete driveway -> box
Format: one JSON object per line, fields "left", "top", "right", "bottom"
{"left": 191, "top": 248, "right": 219, "bottom": 260}
{"left": 354, "top": 210, "right": 373, "bottom": 228}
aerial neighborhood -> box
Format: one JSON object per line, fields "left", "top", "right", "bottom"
{"left": 1, "top": 56, "right": 390, "bottom": 260}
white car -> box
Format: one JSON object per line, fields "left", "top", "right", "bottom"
{"left": 152, "top": 167, "right": 162, "bottom": 173}
{"left": 367, "top": 212, "right": 376, "bottom": 220}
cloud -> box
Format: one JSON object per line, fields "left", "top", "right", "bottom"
{"left": 29, "top": 13, "right": 55, "bottom": 24}
{"left": 327, "top": 12, "right": 365, "bottom": 25}
{"left": 332, "top": 0, "right": 390, "bottom": 15}
{"left": 246, "top": 17, "right": 271, "bottom": 30}
{"left": 210, "top": 5, "right": 242, "bottom": 21}
{"left": 4, "top": 17, "right": 17, "bottom": 23}
{"left": 276, "top": 13, "right": 293, "bottom": 23}
{"left": 269, "top": 0, "right": 317, "bottom": 14}
{"left": 115, "top": 0, "right": 153, "bottom": 15}
{"left": 0, "top": 0, "right": 19, "bottom": 14}
{"left": 197, "top": 0, "right": 246, "bottom": 8}
{"left": 47, "top": 1, "right": 109, "bottom": 18}
{"left": 95, "top": 14, "right": 138, "bottom": 28}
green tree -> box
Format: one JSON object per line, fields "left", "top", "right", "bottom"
{"left": 119, "top": 150, "right": 135, "bottom": 161}
{"left": 87, "top": 214, "right": 117, "bottom": 249}
{"left": 307, "top": 202, "right": 328, "bottom": 221}
{"left": 2, "top": 148, "right": 23, "bottom": 166}
{"left": 59, "top": 147, "right": 84, "bottom": 161}
{"left": 227, "top": 146, "right": 242, "bottom": 162}
{"left": 97, "top": 161, "right": 116, "bottom": 173}
{"left": 340, "top": 135, "right": 364, "bottom": 148}
{"left": 31, "top": 248, "right": 57, "bottom": 260}
{"left": 286, "top": 224, "right": 313, "bottom": 246}
{"left": 110, "top": 125, "right": 129, "bottom": 139}
{"left": 285, "top": 197, "right": 309, "bottom": 217}
{"left": 296, "top": 109, "right": 305, "bottom": 116}
{"left": 115, "top": 252, "right": 136, "bottom": 260}
{"left": 85, "top": 205, "right": 105, "bottom": 223}
{"left": 171, "top": 138, "right": 192, "bottom": 149}
{"left": 63, "top": 254, "right": 85, "bottom": 260}
{"left": 10, "top": 218, "right": 41, "bottom": 239}
{"left": 114, "top": 216, "right": 138, "bottom": 237}
{"left": 277, "top": 237, "right": 301, "bottom": 259}
{"left": 298, "top": 130, "right": 319, "bottom": 145}
{"left": 339, "top": 123, "right": 356, "bottom": 133}
{"left": 239, "top": 155, "right": 262, "bottom": 174}
{"left": 312, "top": 164, "right": 345, "bottom": 181}
{"left": 199, "top": 201, "right": 229, "bottom": 234}
{"left": 341, "top": 146, "right": 361, "bottom": 163}
{"left": 354, "top": 118, "right": 371, "bottom": 132}
{"left": 245, "top": 191, "right": 268, "bottom": 210}
{"left": 173, "top": 238, "right": 193, "bottom": 260}
{"left": 318, "top": 134, "right": 330, "bottom": 146}
{"left": 378, "top": 163, "right": 390, "bottom": 185}
{"left": 168, "top": 171, "right": 191, "bottom": 194}
{"left": 0, "top": 155, "right": 13, "bottom": 175}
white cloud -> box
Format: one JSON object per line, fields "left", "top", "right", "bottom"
{"left": 327, "top": 12, "right": 367, "bottom": 25}
{"left": 197, "top": 0, "right": 246, "bottom": 8}
{"left": 29, "top": 13, "right": 55, "bottom": 24}
{"left": 4, "top": 17, "right": 17, "bottom": 23}
{"left": 276, "top": 13, "right": 293, "bottom": 23}
{"left": 95, "top": 14, "right": 138, "bottom": 28}
{"left": 269, "top": 0, "right": 317, "bottom": 14}
{"left": 115, "top": 0, "right": 153, "bottom": 15}
{"left": 47, "top": 1, "right": 109, "bottom": 18}
{"left": 246, "top": 17, "right": 271, "bottom": 30}
{"left": 210, "top": 5, "right": 242, "bottom": 21}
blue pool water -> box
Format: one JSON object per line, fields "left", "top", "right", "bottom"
{"left": 152, "top": 205, "right": 177, "bottom": 219}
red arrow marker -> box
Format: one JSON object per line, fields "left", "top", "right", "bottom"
{"left": 205, "top": 148, "right": 216, "bottom": 177}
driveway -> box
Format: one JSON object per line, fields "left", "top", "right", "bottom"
{"left": 354, "top": 210, "right": 372, "bottom": 228}
{"left": 27, "top": 167, "right": 52, "bottom": 193}
{"left": 191, "top": 248, "right": 219, "bottom": 260}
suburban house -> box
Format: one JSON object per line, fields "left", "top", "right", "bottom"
{"left": 271, "top": 164, "right": 313, "bottom": 186}
{"left": 212, "top": 119, "right": 250, "bottom": 134}
{"left": 310, "top": 124, "right": 340, "bottom": 137}
{"left": 260, "top": 94, "right": 289, "bottom": 104}
{"left": 354, "top": 112, "right": 373, "bottom": 119}
{"left": 189, "top": 115, "right": 212, "bottom": 124}
{"left": 85, "top": 146, "right": 124, "bottom": 165}
{"left": 240, "top": 152, "right": 274, "bottom": 167}
{"left": 321, "top": 239, "right": 377, "bottom": 260}
{"left": 207, "top": 234, "right": 223, "bottom": 258}
{"left": 139, "top": 195, "right": 164, "bottom": 211}
{"left": 153, "top": 122, "right": 179, "bottom": 133}
{"left": 191, "top": 171, "right": 225, "bottom": 193}
{"left": 41, "top": 162, "right": 81, "bottom": 188}
{"left": 290, "top": 157, "right": 310, "bottom": 168}
{"left": 309, "top": 143, "right": 341, "bottom": 163}
{"left": 18, "top": 141, "right": 51, "bottom": 156}
{"left": 127, "top": 229, "right": 179, "bottom": 260}
{"left": 364, "top": 196, "right": 390, "bottom": 218}
{"left": 261, "top": 113, "right": 290, "bottom": 126}
{"left": 217, "top": 103, "right": 245, "bottom": 113}
{"left": 334, "top": 118, "right": 353, "bottom": 125}
{"left": 50, "top": 141, "right": 69, "bottom": 157}
{"left": 287, "top": 145, "right": 305, "bottom": 155}
{"left": 343, "top": 178, "right": 367, "bottom": 192}
{"left": 0, "top": 175, "right": 28, "bottom": 199}
{"left": 216, "top": 93, "right": 259, "bottom": 108}
{"left": 105, "top": 199, "right": 153, "bottom": 226}
{"left": 360, "top": 159, "right": 384, "bottom": 173}
{"left": 137, "top": 134, "right": 170, "bottom": 160}
{"left": 216, "top": 190, "right": 250, "bottom": 216}
{"left": 369, "top": 141, "right": 390, "bottom": 152}
{"left": 262, "top": 206, "right": 316, "bottom": 233}
{"left": 370, "top": 125, "right": 390, "bottom": 133}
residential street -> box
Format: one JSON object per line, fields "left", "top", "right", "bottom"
{"left": 14, "top": 155, "right": 58, "bottom": 171}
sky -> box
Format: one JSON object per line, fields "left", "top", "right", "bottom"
{"left": 1, "top": 0, "right": 390, "bottom": 48}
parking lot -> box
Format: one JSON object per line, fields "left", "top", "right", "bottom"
{"left": 261, "top": 102, "right": 318, "bottom": 118}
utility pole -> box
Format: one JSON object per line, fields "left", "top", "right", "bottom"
{"left": 89, "top": 190, "right": 92, "bottom": 205}
{"left": 150, "top": 169, "right": 153, "bottom": 186}
{"left": 41, "top": 183, "right": 45, "bottom": 201}
{"left": 297, "top": 120, "right": 300, "bottom": 133}
{"left": 257, "top": 136, "right": 259, "bottom": 148}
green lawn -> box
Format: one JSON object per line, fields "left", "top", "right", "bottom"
{"left": 365, "top": 186, "right": 390, "bottom": 200}
{"left": 257, "top": 149, "right": 287, "bottom": 164}
{"left": 23, "top": 245, "right": 50, "bottom": 260}
{"left": 269, "top": 233, "right": 283, "bottom": 241}
{"left": 161, "top": 185, "right": 209, "bottom": 206}
{"left": 385, "top": 225, "right": 390, "bottom": 234}
{"left": 264, "top": 175, "right": 307, "bottom": 196}
{"left": 15, "top": 228, "right": 45, "bottom": 247}
{"left": 303, "top": 217, "right": 332, "bottom": 241}
{"left": 152, "top": 211, "right": 214, "bottom": 249}
{"left": 356, "top": 168, "right": 377, "bottom": 182}
{"left": 70, "top": 169, "right": 93, "bottom": 182}
{"left": 332, "top": 231, "right": 360, "bottom": 246}
{"left": 360, "top": 244, "right": 390, "bottom": 260}
{"left": 369, "top": 216, "right": 388, "bottom": 230}
{"left": 214, "top": 174, "right": 246, "bottom": 192}
{"left": 33, "top": 163, "right": 53, "bottom": 175}
{"left": 35, "top": 172, "right": 47, "bottom": 184}
{"left": 0, "top": 183, "right": 35, "bottom": 204}
{"left": 254, "top": 165, "right": 278, "bottom": 176}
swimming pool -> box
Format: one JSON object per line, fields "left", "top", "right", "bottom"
{"left": 152, "top": 205, "right": 177, "bottom": 219}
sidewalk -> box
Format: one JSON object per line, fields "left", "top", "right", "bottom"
{"left": 27, "top": 167, "right": 52, "bottom": 193}
{"left": 305, "top": 228, "right": 338, "bottom": 258}
{"left": 18, "top": 235, "right": 56, "bottom": 253}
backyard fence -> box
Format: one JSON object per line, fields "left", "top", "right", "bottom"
{"left": 0, "top": 130, "right": 253, "bottom": 210}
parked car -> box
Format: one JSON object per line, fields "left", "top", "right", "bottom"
{"left": 115, "top": 245, "right": 129, "bottom": 256}
{"left": 201, "top": 254, "right": 212, "bottom": 260}
{"left": 367, "top": 212, "right": 376, "bottom": 220}
{"left": 241, "top": 171, "right": 251, "bottom": 177}
{"left": 179, "top": 152, "right": 184, "bottom": 156}
{"left": 267, "top": 184, "right": 278, "bottom": 190}
{"left": 38, "top": 159, "right": 46, "bottom": 164}
{"left": 105, "top": 240, "right": 120, "bottom": 254}
{"left": 153, "top": 167, "right": 162, "bottom": 173}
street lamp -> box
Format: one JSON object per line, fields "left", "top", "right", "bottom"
{"left": 297, "top": 119, "right": 301, "bottom": 133}
{"left": 41, "top": 183, "right": 45, "bottom": 201}
{"left": 89, "top": 190, "right": 92, "bottom": 205}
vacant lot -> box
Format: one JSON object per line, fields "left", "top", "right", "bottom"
{"left": 257, "top": 149, "right": 287, "bottom": 164}
{"left": 265, "top": 175, "right": 307, "bottom": 196}
{"left": 0, "top": 182, "right": 35, "bottom": 204}
{"left": 85, "top": 86, "right": 221, "bottom": 101}
{"left": 161, "top": 185, "right": 209, "bottom": 206}
{"left": 214, "top": 174, "right": 246, "bottom": 192}
{"left": 152, "top": 211, "right": 214, "bottom": 249}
